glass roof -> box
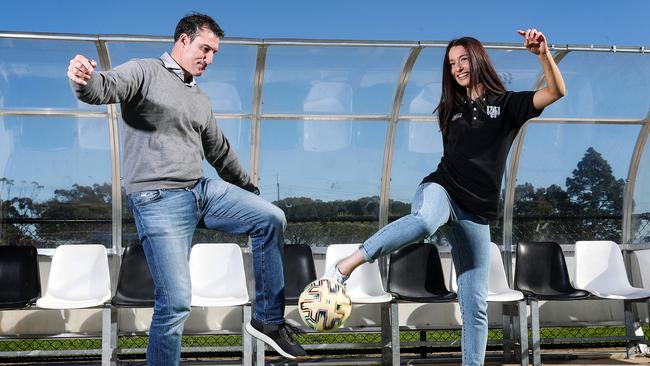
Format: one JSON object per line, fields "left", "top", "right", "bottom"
{"left": 0, "top": 33, "right": 648, "bottom": 249}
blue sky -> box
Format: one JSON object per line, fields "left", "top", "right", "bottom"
{"left": 2, "top": 0, "right": 648, "bottom": 47}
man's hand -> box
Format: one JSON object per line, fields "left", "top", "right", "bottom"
{"left": 517, "top": 28, "right": 548, "bottom": 56}
{"left": 67, "top": 54, "right": 97, "bottom": 86}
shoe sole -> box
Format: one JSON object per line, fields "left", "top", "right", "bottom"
{"left": 245, "top": 322, "right": 298, "bottom": 359}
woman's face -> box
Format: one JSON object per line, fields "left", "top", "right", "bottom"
{"left": 448, "top": 45, "right": 470, "bottom": 88}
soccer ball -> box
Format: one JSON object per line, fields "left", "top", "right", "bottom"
{"left": 298, "top": 279, "right": 352, "bottom": 331}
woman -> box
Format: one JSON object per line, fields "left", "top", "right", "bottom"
{"left": 323, "top": 29, "right": 566, "bottom": 365}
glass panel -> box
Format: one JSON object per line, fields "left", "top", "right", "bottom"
{"left": 389, "top": 121, "right": 442, "bottom": 206}
{"left": 262, "top": 46, "right": 409, "bottom": 115}
{"left": 0, "top": 38, "right": 103, "bottom": 110}
{"left": 0, "top": 116, "right": 112, "bottom": 248}
{"left": 631, "top": 134, "right": 650, "bottom": 244}
{"left": 513, "top": 123, "right": 641, "bottom": 244}
{"left": 120, "top": 118, "right": 252, "bottom": 247}
{"left": 388, "top": 120, "right": 442, "bottom": 242}
{"left": 259, "top": 119, "right": 387, "bottom": 245}
{"left": 108, "top": 42, "right": 257, "bottom": 114}
{"left": 401, "top": 48, "right": 445, "bottom": 115}
{"left": 106, "top": 41, "right": 172, "bottom": 65}
{"left": 544, "top": 52, "right": 650, "bottom": 119}
{"left": 488, "top": 49, "right": 544, "bottom": 92}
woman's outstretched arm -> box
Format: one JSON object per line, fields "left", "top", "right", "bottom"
{"left": 518, "top": 28, "right": 567, "bottom": 110}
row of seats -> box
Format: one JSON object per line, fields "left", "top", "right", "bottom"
{"left": 0, "top": 244, "right": 251, "bottom": 310}
{"left": 0, "top": 243, "right": 253, "bottom": 366}
{"left": 291, "top": 242, "right": 650, "bottom": 366}
{"left": 2, "top": 241, "right": 650, "bottom": 366}
{"left": 278, "top": 243, "right": 524, "bottom": 365}
{"left": 516, "top": 241, "right": 650, "bottom": 365}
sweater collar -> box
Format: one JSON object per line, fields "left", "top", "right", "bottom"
{"left": 160, "top": 52, "right": 196, "bottom": 87}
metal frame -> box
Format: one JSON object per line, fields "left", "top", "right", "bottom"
{"left": 623, "top": 109, "right": 650, "bottom": 244}
{"left": 249, "top": 45, "right": 267, "bottom": 186}
{"left": 379, "top": 46, "right": 422, "bottom": 227}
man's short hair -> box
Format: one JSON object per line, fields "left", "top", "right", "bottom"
{"left": 174, "top": 13, "right": 224, "bottom": 42}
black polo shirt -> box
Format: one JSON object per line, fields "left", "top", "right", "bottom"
{"left": 422, "top": 91, "right": 542, "bottom": 219}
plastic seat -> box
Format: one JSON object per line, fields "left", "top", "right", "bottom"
{"left": 189, "top": 243, "right": 252, "bottom": 366}
{"left": 632, "top": 248, "right": 650, "bottom": 289}
{"left": 574, "top": 240, "right": 650, "bottom": 360}
{"left": 515, "top": 241, "right": 591, "bottom": 366}
{"left": 111, "top": 244, "right": 154, "bottom": 307}
{"left": 515, "top": 241, "right": 590, "bottom": 301}
{"left": 104, "top": 244, "right": 155, "bottom": 364}
{"left": 325, "top": 244, "right": 392, "bottom": 303}
{"left": 189, "top": 243, "right": 250, "bottom": 306}
{"left": 386, "top": 243, "right": 455, "bottom": 365}
{"left": 36, "top": 244, "right": 111, "bottom": 309}
{"left": 388, "top": 243, "right": 456, "bottom": 302}
{"left": 574, "top": 240, "right": 650, "bottom": 299}
{"left": 451, "top": 242, "right": 524, "bottom": 302}
{"left": 0, "top": 245, "right": 41, "bottom": 309}
{"left": 450, "top": 242, "right": 527, "bottom": 364}
{"left": 282, "top": 244, "right": 317, "bottom": 305}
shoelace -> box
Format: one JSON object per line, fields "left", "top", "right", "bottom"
{"left": 280, "top": 322, "right": 305, "bottom": 345}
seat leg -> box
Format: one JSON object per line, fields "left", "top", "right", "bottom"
{"left": 503, "top": 303, "right": 513, "bottom": 362}
{"left": 255, "top": 338, "right": 265, "bottom": 365}
{"left": 242, "top": 305, "right": 253, "bottom": 366}
{"left": 624, "top": 300, "right": 638, "bottom": 359}
{"left": 530, "top": 298, "right": 541, "bottom": 366}
{"left": 419, "top": 330, "right": 427, "bottom": 359}
{"left": 517, "top": 300, "right": 529, "bottom": 366}
{"left": 101, "top": 306, "right": 117, "bottom": 366}
{"left": 381, "top": 302, "right": 399, "bottom": 366}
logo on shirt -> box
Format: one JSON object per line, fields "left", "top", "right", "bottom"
{"left": 452, "top": 113, "right": 463, "bottom": 121}
{"left": 486, "top": 106, "right": 500, "bottom": 119}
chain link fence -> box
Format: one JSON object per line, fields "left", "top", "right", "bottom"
{"left": 1, "top": 325, "right": 648, "bottom": 362}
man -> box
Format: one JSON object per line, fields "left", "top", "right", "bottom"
{"left": 67, "top": 13, "right": 306, "bottom": 365}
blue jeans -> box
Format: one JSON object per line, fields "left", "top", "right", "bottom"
{"left": 129, "top": 178, "right": 287, "bottom": 366}
{"left": 360, "top": 183, "right": 490, "bottom": 366}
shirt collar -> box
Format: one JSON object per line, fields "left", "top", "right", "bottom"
{"left": 462, "top": 91, "right": 500, "bottom": 105}
{"left": 160, "top": 52, "right": 196, "bottom": 87}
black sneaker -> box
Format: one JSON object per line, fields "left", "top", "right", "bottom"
{"left": 245, "top": 318, "right": 307, "bottom": 359}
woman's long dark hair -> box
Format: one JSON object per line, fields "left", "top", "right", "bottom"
{"left": 436, "top": 37, "right": 505, "bottom": 137}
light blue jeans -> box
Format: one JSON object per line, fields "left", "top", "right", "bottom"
{"left": 129, "top": 178, "right": 287, "bottom": 366}
{"left": 360, "top": 182, "right": 490, "bottom": 366}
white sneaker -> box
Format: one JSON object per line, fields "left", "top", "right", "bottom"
{"left": 321, "top": 263, "right": 349, "bottom": 285}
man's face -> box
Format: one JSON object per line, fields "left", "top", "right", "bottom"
{"left": 176, "top": 27, "right": 220, "bottom": 77}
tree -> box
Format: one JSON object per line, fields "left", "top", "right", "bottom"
{"left": 0, "top": 178, "right": 43, "bottom": 246}
{"left": 513, "top": 182, "right": 576, "bottom": 242}
{"left": 35, "top": 183, "right": 113, "bottom": 247}
{"left": 565, "top": 147, "right": 624, "bottom": 241}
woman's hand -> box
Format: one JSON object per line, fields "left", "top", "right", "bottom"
{"left": 518, "top": 28, "right": 548, "bottom": 56}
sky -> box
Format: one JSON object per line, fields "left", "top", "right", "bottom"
{"left": 1, "top": 0, "right": 649, "bottom": 47}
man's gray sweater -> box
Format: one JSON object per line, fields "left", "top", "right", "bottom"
{"left": 71, "top": 56, "right": 255, "bottom": 195}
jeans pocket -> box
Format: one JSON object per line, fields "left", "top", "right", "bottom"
{"left": 130, "top": 189, "right": 164, "bottom": 208}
